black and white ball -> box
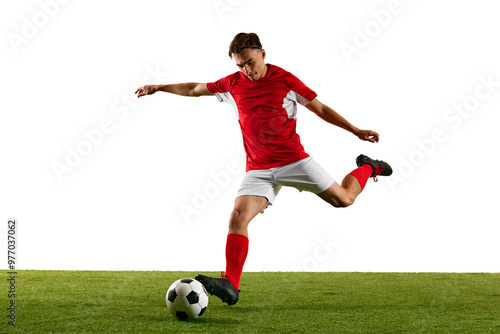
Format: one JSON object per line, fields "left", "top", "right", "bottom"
{"left": 166, "top": 278, "right": 209, "bottom": 320}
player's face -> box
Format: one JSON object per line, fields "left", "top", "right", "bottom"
{"left": 234, "top": 48, "right": 267, "bottom": 81}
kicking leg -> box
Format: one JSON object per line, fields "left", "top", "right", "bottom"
{"left": 317, "top": 176, "right": 361, "bottom": 208}
{"left": 317, "top": 154, "right": 392, "bottom": 207}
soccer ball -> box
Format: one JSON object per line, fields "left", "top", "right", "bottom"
{"left": 166, "top": 278, "right": 209, "bottom": 320}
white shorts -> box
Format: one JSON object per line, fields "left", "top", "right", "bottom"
{"left": 236, "top": 157, "right": 335, "bottom": 213}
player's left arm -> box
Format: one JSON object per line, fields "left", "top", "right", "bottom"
{"left": 305, "top": 98, "right": 379, "bottom": 143}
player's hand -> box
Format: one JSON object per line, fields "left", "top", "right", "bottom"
{"left": 135, "top": 85, "right": 159, "bottom": 98}
{"left": 356, "top": 129, "right": 379, "bottom": 143}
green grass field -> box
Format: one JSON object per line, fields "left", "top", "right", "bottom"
{"left": 3, "top": 271, "right": 499, "bottom": 333}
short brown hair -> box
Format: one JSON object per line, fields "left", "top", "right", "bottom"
{"left": 228, "top": 32, "right": 262, "bottom": 59}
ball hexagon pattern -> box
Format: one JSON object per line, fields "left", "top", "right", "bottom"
{"left": 166, "top": 278, "right": 208, "bottom": 320}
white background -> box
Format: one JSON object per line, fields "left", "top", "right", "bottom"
{"left": 1, "top": 0, "right": 499, "bottom": 272}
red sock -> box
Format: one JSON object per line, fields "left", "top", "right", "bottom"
{"left": 348, "top": 164, "right": 373, "bottom": 191}
{"left": 225, "top": 233, "right": 249, "bottom": 290}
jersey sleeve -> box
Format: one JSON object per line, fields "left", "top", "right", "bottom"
{"left": 285, "top": 73, "right": 318, "bottom": 106}
{"left": 207, "top": 73, "right": 236, "bottom": 104}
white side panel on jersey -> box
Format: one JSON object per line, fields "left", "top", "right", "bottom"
{"left": 282, "top": 90, "right": 311, "bottom": 119}
{"left": 214, "top": 92, "right": 239, "bottom": 120}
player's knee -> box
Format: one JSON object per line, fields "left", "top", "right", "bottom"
{"left": 229, "top": 208, "right": 250, "bottom": 230}
{"left": 331, "top": 195, "right": 354, "bottom": 208}
{"left": 342, "top": 195, "right": 355, "bottom": 207}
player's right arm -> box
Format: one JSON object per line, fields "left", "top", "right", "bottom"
{"left": 135, "top": 83, "right": 213, "bottom": 98}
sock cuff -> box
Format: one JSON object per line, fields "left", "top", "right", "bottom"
{"left": 348, "top": 164, "right": 373, "bottom": 191}
{"left": 227, "top": 233, "right": 249, "bottom": 242}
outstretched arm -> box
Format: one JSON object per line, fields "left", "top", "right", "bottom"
{"left": 305, "top": 98, "right": 379, "bottom": 143}
{"left": 135, "top": 83, "right": 214, "bottom": 98}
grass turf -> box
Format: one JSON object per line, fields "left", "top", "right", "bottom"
{"left": 3, "top": 271, "right": 499, "bottom": 333}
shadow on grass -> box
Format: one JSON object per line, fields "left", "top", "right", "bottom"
{"left": 176, "top": 317, "right": 242, "bottom": 325}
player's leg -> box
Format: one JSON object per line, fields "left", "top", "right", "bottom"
{"left": 197, "top": 169, "right": 279, "bottom": 305}
{"left": 225, "top": 195, "right": 268, "bottom": 287}
{"left": 196, "top": 195, "right": 268, "bottom": 306}
{"left": 317, "top": 154, "right": 392, "bottom": 207}
{"left": 228, "top": 195, "right": 269, "bottom": 237}
{"left": 317, "top": 176, "right": 361, "bottom": 207}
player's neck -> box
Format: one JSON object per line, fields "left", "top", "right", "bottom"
{"left": 252, "top": 64, "right": 270, "bottom": 82}
{"left": 261, "top": 64, "right": 269, "bottom": 78}
{"left": 261, "top": 63, "right": 269, "bottom": 79}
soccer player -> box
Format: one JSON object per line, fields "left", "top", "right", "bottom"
{"left": 135, "top": 33, "right": 392, "bottom": 306}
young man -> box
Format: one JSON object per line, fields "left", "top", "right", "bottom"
{"left": 135, "top": 33, "right": 392, "bottom": 306}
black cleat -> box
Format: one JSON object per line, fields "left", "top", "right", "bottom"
{"left": 356, "top": 154, "right": 393, "bottom": 181}
{"left": 195, "top": 273, "right": 239, "bottom": 306}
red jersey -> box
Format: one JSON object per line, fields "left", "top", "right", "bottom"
{"left": 207, "top": 64, "right": 317, "bottom": 172}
